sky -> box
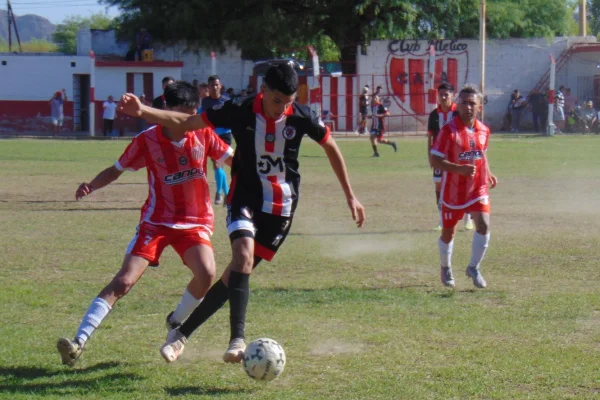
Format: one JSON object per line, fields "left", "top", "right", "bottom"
{"left": 10, "top": 0, "right": 121, "bottom": 24}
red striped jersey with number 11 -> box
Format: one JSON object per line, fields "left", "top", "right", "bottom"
{"left": 430, "top": 116, "right": 490, "bottom": 209}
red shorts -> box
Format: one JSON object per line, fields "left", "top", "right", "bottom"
{"left": 126, "top": 222, "right": 212, "bottom": 265}
{"left": 441, "top": 199, "right": 491, "bottom": 229}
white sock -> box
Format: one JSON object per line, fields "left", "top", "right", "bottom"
{"left": 75, "top": 297, "right": 112, "bottom": 346}
{"left": 438, "top": 238, "right": 454, "bottom": 268}
{"left": 170, "top": 289, "right": 203, "bottom": 325}
{"left": 469, "top": 232, "right": 490, "bottom": 269}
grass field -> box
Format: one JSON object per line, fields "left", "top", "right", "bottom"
{"left": 1, "top": 135, "right": 600, "bottom": 400}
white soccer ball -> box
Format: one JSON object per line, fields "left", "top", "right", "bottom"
{"left": 242, "top": 338, "right": 286, "bottom": 382}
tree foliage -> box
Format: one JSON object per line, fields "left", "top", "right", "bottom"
{"left": 101, "top": 0, "right": 573, "bottom": 72}
{"left": 0, "top": 39, "right": 57, "bottom": 53}
{"left": 53, "top": 13, "right": 116, "bottom": 54}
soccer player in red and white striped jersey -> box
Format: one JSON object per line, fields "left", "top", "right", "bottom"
{"left": 430, "top": 84, "right": 498, "bottom": 289}
{"left": 119, "top": 64, "right": 365, "bottom": 364}
{"left": 57, "top": 81, "right": 233, "bottom": 367}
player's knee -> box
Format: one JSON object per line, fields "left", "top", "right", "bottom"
{"left": 476, "top": 218, "right": 490, "bottom": 235}
{"left": 233, "top": 248, "right": 254, "bottom": 273}
{"left": 109, "top": 275, "right": 137, "bottom": 298}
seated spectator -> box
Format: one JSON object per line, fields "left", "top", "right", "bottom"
{"left": 240, "top": 89, "right": 248, "bottom": 97}
{"left": 580, "top": 101, "right": 597, "bottom": 134}
{"left": 225, "top": 88, "right": 235, "bottom": 99}
{"left": 135, "top": 28, "right": 152, "bottom": 61}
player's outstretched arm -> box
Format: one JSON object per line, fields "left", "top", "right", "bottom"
{"left": 321, "top": 136, "right": 365, "bottom": 228}
{"left": 118, "top": 93, "right": 206, "bottom": 137}
{"left": 75, "top": 165, "right": 123, "bottom": 200}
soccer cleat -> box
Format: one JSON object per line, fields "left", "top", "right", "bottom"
{"left": 214, "top": 193, "right": 223, "bottom": 205}
{"left": 160, "top": 329, "right": 188, "bottom": 363}
{"left": 165, "top": 311, "right": 181, "bottom": 332}
{"left": 464, "top": 219, "right": 474, "bottom": 230}
{"left": 57, "top": 337, "right": 83, "bottom": 367}
{"left": 391, "top": 142, "right": 398, "bottom": 152}
{"left": 433, "top": 223, "right": 442, "bottom": 231}
{"left": 372, "top": 153, "right": 380, "bottom": 158}
{"left": 223, "top": 338, "right": 246, "bottom": 363}
{"left": 466, "top": 266, "right": 487, "bottom": 288}
{"left": 440, "top": 266, "right": 455, "bottom": 288}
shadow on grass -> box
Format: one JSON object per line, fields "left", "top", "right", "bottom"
{"left": 165, "top": 386, "right": 250, "bottom": 396}
{"left": 0, "top": 362, "right": 142, "bottom": 396}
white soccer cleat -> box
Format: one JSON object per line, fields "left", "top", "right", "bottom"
{"left": 160, "top": 329, "right": 187, "bottom": 363}
{"left": 466, "top": 266, "right": 487, "bottom": 288}
{"left": 223, "top": 338, "right": 246, "bottom": 363}
{"left": 440, "top": 266, "right": 455, "bottom": 288}
{"left": 57, "top": 337, "right": 83, "bottom": 367}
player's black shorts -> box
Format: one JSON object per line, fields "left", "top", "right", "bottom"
{"left": 226, "top": 204, "right": 293, "bottom": 262}
{"left": 218, "top": 132, "right": 233, "bottom": 146}
{"left": 359, "top": 106, "right": 368, "bottom": 117}
{"left": 433, "top": 168, "right": 442, "bottom": 183}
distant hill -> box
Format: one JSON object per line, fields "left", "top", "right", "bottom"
{"left": 0, "top": 9, "right": 56, "bottom": 43}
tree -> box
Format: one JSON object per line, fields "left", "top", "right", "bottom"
{"left": 53, "top": 13, "right": 116, "bottom": 54}
{"left": 100, "top": 0, "right": 572, "bottom": 73}
{"left": 587, "top": 0, "right": 600, "bottom": 36}
{"left": 0, "top": 39, "right": 57, "bottom": 53}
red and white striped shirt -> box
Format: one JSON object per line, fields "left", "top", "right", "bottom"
{"left": 430, "top": 116, "right": 490, "bottom": 209}
{"left": 115, "top": 125, "right": 233, "bottom": 230}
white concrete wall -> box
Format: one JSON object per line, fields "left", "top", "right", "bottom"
{"left": 154, "top": 43, "right": 254, "bottom": 92}
{"left": 357, "top": 37, "right": 598, "bottom": 131}
{"left": 0, "top": 54, "right": 90, "bottom": 100}
{"left": 94, "top": 66, "right": 182, "bottom": 100}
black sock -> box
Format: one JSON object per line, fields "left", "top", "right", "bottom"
{"left": 228, "top": 271, "right": 250, "bottom": 341}
{"left": 179, "top": 279, "right": 229, "bottom": 338}
{"left": 372, "top": 144, "right": 378, "bottom": 153}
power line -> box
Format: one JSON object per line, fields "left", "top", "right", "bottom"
{"left": 11, "top": 0, "right": 102, "bottom": 4}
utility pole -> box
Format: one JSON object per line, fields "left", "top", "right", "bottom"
{"left": 7, "top": 0, "right": 23, "bottom": 52}
{"left": 579, "top": 0, "right": 587, "bottom": 37}
{"left": 479, "top": 0, "right": 486, "bottom": 121}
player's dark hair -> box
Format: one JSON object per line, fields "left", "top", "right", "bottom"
{"left": 438, "top": 82, "right": 454, "bottom": 92}
{"left": 164, "top": 80, "right": 199, "bottom": 109}
{"left": 208, "top": 75, "right": 220, "bottom": 83}
{"left": 162, "top": 76, "right": 175, "bottom": 85}
{"left": 264, "top": 63, "right": 298, "bottom": 96}
{"left": 459, "top": 83, "right": 483, "bottom": 104}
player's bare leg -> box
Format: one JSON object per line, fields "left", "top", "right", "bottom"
{"left": 439, "top": 225, "right": 458, "bottom": 288}
{"left": 377, "top": 138, "right": 397, "bottom": 152}
{"left": 166, "top": 244, "right": 216, "bottom": 331}
{"left": 57, "top": 254, "right": 149, "bottom": 366}
{"left": 465, "top": 211, "right": 490, "bottom": 288}
{"left": 369, "top": 135, "right": 380, "bottom": 157}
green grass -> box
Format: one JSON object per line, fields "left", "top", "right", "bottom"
{"left": 1, "top": 136, "right": 600, "bottom": 399}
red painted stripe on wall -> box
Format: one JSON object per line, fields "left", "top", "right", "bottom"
{"left": 345, "top": 77, "right": 353, "bottom": 132}
{"left": 330, "top": 76, "right": 338, "bottom": 129}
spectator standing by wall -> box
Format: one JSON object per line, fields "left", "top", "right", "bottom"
{"left": 102, "top": 96, "right": 118, "bottom": 136}
{"left": 527, "top": 88, "right": 545, "bottom": 133}
{"left": 357, "top": 86, "right": 369, "bottom": 134}
{"left": 510, "top": 90, "right": 526, "bottom": 133}
{"left": 554, "top": 85, "right": 565, "bottom": 134}
{"left": 50, "top": 89, "right": 67, "bottom": 136}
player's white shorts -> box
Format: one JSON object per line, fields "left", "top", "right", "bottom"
{"left": 51, "top": 117, "right": 64, "bottom": 126}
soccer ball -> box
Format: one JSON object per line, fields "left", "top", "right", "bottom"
{"left": 242, "top": 338, "right": 286, "bottom": 382}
